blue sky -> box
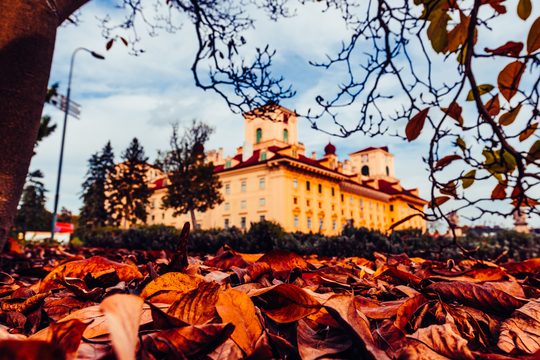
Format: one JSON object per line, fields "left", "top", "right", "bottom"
{"left": 32, "top": 0, "right": 539, "bottom": 229}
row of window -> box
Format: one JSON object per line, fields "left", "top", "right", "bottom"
{"left": 224, "top": 198, "right": 266, "bottom": 211}
{"left": 224, "top": 215, "right": 266, "bottom": 229}
{"left": 224, "top": 178, "right": 266, "bottom": 194}
{"left": 293, "top": 215, "right": 338, "bottom": 230}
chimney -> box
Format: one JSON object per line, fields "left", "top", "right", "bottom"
{"left": 242, "top": 141, "right": 253, "bottom": 162}
{"left": 311, "top": 151, "right": 317, "bottom": 160}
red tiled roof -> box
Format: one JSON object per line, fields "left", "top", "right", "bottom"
{"left": 349, "top": 146, "right": 389, "bottom": 155}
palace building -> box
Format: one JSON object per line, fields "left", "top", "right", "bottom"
{"left": 146, "top": 104, "right": 427, "bottom": 234}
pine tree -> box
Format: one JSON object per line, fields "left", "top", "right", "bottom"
{"left": 108, "top": 138, "right": 151, "bottom": 228}
{"left": 157, "top": 121, "right": 223, "bottom": 228}
{"left": 14, "top": 170, "right": 52, "bottom": 232}
{"left": 79, "top": 142, "right": 116, "bottom": 228}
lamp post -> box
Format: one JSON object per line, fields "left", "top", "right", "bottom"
{"left": 50, "top": 47, "right": 105, "bottom": 241}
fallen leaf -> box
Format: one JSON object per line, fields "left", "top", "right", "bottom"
{"left": 407, "top": 323, "right": 474, "bottom": 359}
{"left": 249, "top": 283, "right": 320, "bottom": 323}
{"left": 140, "top": 272, "right": 202, "bottom": 300}
{"left": 428, "top": 281, "right": 524, "bottom": 315}
{"left": 498, "top": 300, "right": 540, "bottom": 354}
{"left": 40, "top": 256, "right": 142, "bottom": 292}
{"left": 100, "top": 294, "right": 144, "bottom": 360}
{"left": 215, "top": 288, "right": 262, "bottom": 356}
{"left": 167, "top": 281, "right": 220, "bottom": 325}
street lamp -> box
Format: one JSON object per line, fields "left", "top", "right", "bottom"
{"left": 50, "top": 47, "right": 105, "bottom": 241}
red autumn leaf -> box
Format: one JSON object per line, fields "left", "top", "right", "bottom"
{"left": 498, "top": 300, "right": 540, "bottom": 354}
{"left": 106, "top": 38, "right": 114, "bottom": 50}
{"left": 40, "top": 256, "right": 142, "bottom": 292}
{"left": 527, "top": 17, "right": 540, "bottom": 53}
{"left": 428, "top": 281, "right": 524, "bottom": 315}
{"left": 167, "top": 282, "right": 220, "bottom": 325}
{"left": 481, "top": 0, "right": 507, "bottom": 14}
{"left": 491, "top": 182, "right": 507, "bottom": 199}
{"left": 518, "top": 122, "right": 538, "bottom": 142}
{"left": 405, "top": 108, "right": 429, "bottom": 141}
{"left": 394, "top": 294, "right": 427, "bottom": 331}
{"left": 497, "top": 61, "right": 526, "bottom": 101}
{"left": 485, "top": 41, "right": 524, "bottom": 57}
{"left": 485, "top": 94, "right": 500, "bottom": 116}
{"left": 249, "top": 283, "right": 320, "bottom": 323}
{"left": 257, "top": 249, "right": 309, "bottom": 272}
{"left": 435, "top": 154, "right": 462, "bottom": 170}
{"left": 430, "top": 196, "right": 450, "bottom": 208}
{"left": 442, "top": 101, "right": 463, "bottom": 126}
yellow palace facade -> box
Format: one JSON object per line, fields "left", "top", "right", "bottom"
{"left": 146, "top": 104, "right": 427, "bottom": 234}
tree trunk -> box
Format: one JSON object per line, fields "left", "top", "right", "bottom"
{"left": 0, "top": 0, "right": 89, "bottom": 250}
{"left": 190, "top": 210, "right": 197, "bottom": 230}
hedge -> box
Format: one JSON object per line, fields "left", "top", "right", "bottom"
{"left": 75, "top": 221, "right": 539, "bottom": 261}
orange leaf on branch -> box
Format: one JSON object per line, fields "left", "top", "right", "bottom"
{"left": 499, "top": 105, "right": 522, "bottom": 126}
{"left": 485, "top": 94, "right": 500, "bottom": 116}
{"left": 441, "top": 102, "right": 463, "bottom": 126}
{"left": 497, "top": 61, "right": 526, "bottom": 101}
{"left": 491, "top": 182, "right": 507, "bottom": 199}
{"left": 518, "top": 122, "right": 538, "bottom": 141}
{"left": 435, "top": 154, "right": 462, "bottom": 170}
{"left": 527, "top": 17, "right": 540, "bottom": 53}
{"left": 485, "top": 41, "right": 524, "bottom": 57}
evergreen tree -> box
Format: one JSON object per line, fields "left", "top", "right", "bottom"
{"left": 108, "top": 138, "right": 151, "bottom": 228}
{"left": 14, "top": 170, "right": 52, "bottom": 232}
{"left": 157, "top": 121, "right": 223, "bottom": 228}
{"left": 79, "top": 142, "right": 116, "bottom": 228}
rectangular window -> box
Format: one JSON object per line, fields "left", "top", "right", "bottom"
{"left": 319, "top": 218, "right": 324, "bottom": 230}
{"left": 260, "top": 215, "right": 266, "bottom": 222}
{"left": 240, "top": 200, "right": 247, "bottom": 209}
{"left": 360, "top": 199, "right": 364, "bottom": 208}
{"left": 331, "top": 187, "right": 335, "bottom": 196}
{"left": 332, "top": 220, "right": 337, "bottom": 230}
{"left": 293, "top": 178, "right": 298, "bottom": 189}
{"left": 293, "top": 197, "right": 298, "bottom": 205}
{"left": 259, "top": 198, "right": 266, "bottom": 207}
{"left": 241, "top": 217, "right": 246, "bottom": 229}
{"left": 224, "top": 202, "right": 231, "bottom": 211}
{"left": 349, "top": 196, "right": 353, "bottom": 205}
{"left": 318, "top": 184, "right": 322, "bottom": 193}
{"left": 241, "top": 180, "right": 247, "bottom": 192}
{"left": 307, "top": 217, "right": 312, "bottom": 229}
{"left": 260, "top": 152, "right": 267, "bottom": 161}
{"left": 390, "top": 205, "right": 394, "bottom": 211}
{"left": 341, "top": 194, "right": 344, "bottom": 202}
{"left": 306, "top": 181, "right": 311, "bottom": 191}
{"left": 307, "top": 200, "right": 310, "bottom": 207}
{"left": 259, "top": 177, "right": 266, "bottom": 189}
{"left": 318, "top": 202, "right": 322, "bottom": 209}
{"left": 225, "top": 183, "right": 231, "bottom": 194}
{"left": 294, "top": 215, "right": 299, "bottom": 227}
{"left": 225, "top": 160, "right": 232, "bottom": 168}
{"left": 224, "top": 218, "right": 230, "bottom": 228}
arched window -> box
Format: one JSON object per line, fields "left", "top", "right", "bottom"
{"left": 385, "top": 166, "right": 390, "bottom": 176}
{"left": 283, "top": 129, "right": 289, "bottom": 143}
{"left": 255, "top": 128, "right": 262, "bottom": 144}
{"left": 361, "top": 165, "right": 370, "bottom": 176}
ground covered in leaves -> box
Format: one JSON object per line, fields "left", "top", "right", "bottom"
{"left": 0, "top": 237, "right": 539, "bottom": 359}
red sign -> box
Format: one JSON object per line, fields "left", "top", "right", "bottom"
{"left": 55, "top": 222, "right": 74, "bottom": 233}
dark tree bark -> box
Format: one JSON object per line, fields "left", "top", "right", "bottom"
{"left": 0, "top": 0, "right": 89, "bottom": 250}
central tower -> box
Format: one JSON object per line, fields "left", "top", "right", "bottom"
{"left": 243, "top": 103, "right": 299, "bottom": 151}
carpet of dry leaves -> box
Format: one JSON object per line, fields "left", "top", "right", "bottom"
{"left": 0, "top": 236, "right": 539, "bottom": 359}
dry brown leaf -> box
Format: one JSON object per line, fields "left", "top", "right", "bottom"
{"left": 394, "top": 294, "right": 427, "bottom": 331}
{"left": 100, "top": 294, "right": 144, "bottom": 360}
{"left": 324, "top": 294, "right": 390, "bottom": 360}
{"left": 297, "top": 318, "right": 352, "bottom": 360}
{"left": 407, "top": 323, "right": 474, "bottom": 360}
{"left": 40, "top": 256, "right": 142, "bottom": 292}
{"left": 249, "top": 283, "right": 320, "bottom": 323}
{"left": 498, "top": 300, "right": 540, "bottom": 354}
{"left": 428, "top": 281, "right": 524, "bottom": 315}
{"left": 141, "top": 271, "right": 203, "bottom": 300}
{"left": 257, "top": 250, "right": 310, "bottom": 272}
{"left": 167, "top": 281, "right": 220, "bottom": 325}
{"left": 215, "top": 288, "right": 262, "bottom": 356}
{"left": 143, "top": 323, "right": 234, "bottom": 358}
{"left": 30, "top": 319, "right": 90, "bottom": 359}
